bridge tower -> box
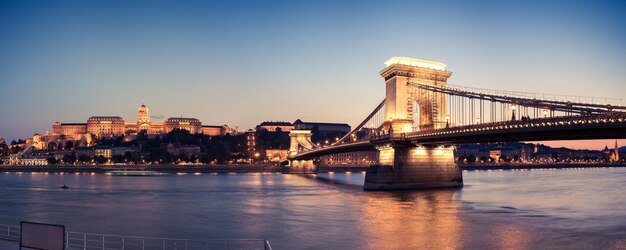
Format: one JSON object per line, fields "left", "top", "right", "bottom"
{"left": 380, "top": 56, "right": 452, "bottom": 132}
{"left": 288, "top": 130, "right": 316, "bottom": 173}
{"left": 365, "top": 57, "right": 462, "bottom": 190}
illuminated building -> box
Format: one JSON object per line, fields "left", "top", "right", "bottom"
{"left": 52, "top": 122, "right": 87, "bottom": 135}
{"left": 319, "top": 151, "right": 379, "bottom": 165}
{"left": 201, "top": 125, "right": 231, "bottom": 136}
{"left": 94, "top": 146, "right": 113, "bottom": 158}
{"left": 51, "top": 104, "right": 229, "bottom": 137}
{"left": 256, "top": 121, "right": 294, "bottom": 132}
{"left": 162, "top": 143, "right": 201, "bottom": 158}
{"left": 245, "top": 130, "right": 256, "bottom": 158}
{"left": 606, "top": 140, "right": 620, "bottom": 162}
{"left": 87, "top": 116, "right": 126, "bottom": 136}
{"left": 266, "top": 149, "right": 288, "bottom": 162}
{"left": 165, "top": 117, "right": 202, "bottom": 133}
{"left": 136, "top": 103, "right": 151, "bottom": 131}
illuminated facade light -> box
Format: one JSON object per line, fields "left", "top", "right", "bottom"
{"left": 384, "top": 56, "right": 447, "bottom": 71}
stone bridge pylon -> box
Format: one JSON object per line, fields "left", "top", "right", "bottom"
{"left": 287, "top": 130, "right": 316, "bottom": 173}
{"left": 366, "top": 57, "right": 463, "bottom": 190}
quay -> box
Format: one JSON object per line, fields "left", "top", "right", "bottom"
{"left": 460, "top": 162, "right": 626, "bottom": 170}
{"left": 0, "top": 164, "right": 283, "bottom": 173}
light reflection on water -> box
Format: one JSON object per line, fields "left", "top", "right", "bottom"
{"left": 0, "top": 168, "right": 624, "bottom": 249}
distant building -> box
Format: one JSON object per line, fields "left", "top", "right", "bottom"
{"left": 51, "top": 104, "right": 229, "bottom": 137}
{"left": 94, "top": 146, "right": 140, "bottom": 159}
{"left": 201, "top": 125, "right": 232, "bottom": 136}
{"left": 162, "top": 143, "right": 201, "bottom": 158}
{"left": 52, "top": 122, "right": 88, "bottom": 135}
{"left": 319, "top": 151, "right": 378, "bottom": 166}
{"left": 7, "top": 145, "right": 48, "bottom": 165}
{"left": 606, "top": 140, "right": 620, "bottom": 162}
{"left": 293, "top": 119, "right": 350, "bottom": 133}
{"left": 293, "top": 119, "right": 351, "bottom": 136}
{"left": 256, "top": 121, "right": 294, "bottom": 132}
{"left": 256, "top": 119, "right": 351, "bottom": 136}
{"left": 164, "top": 117, "right": 202, "bottom": 133}
{"left": 489, "top": 150, "right": 502, "bottom": 162}
{"left": 266, "top": 149, "right": 288, "bottom": 162}
{"left": 94, "top": 146, "right": 113, "bottom": 158}
{"left": 87, "top": 116, "right": 126, "bottom": 136}
{"left": 245, "top": 130, "right": 256, "bottom": 157}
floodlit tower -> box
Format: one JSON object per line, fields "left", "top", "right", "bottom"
{"left": 612, "top": 140, "right": 620, "bottom": 162}
{"left": 137, "top": 103, "right": 151, "bottom": 132}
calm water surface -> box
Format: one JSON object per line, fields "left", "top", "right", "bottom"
{"left": 0, "top": 168, "right": 625, "bottom": 249}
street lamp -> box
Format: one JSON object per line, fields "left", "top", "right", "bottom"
{"left": 543, "top": 109, "right": 548, "bottom": 118}
{"left": 511, "top": 105, "right": 517, "bottom": 121}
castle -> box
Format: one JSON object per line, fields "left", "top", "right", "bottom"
{"left": 26, "top": 104, "right": 231, "bottom": 150}
{"left": 51, "top": 104, "right": 230, "bottom": 137}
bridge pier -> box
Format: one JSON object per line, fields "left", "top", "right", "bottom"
{"left": 287, "top": 160, "right": 316, "bottom": 174}
{"left": 364, "top": 144, "right": 463, "bottom": 190}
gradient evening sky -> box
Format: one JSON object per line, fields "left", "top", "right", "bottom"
{"left": 1, "top": 0, "right": 625, "bottom": 149}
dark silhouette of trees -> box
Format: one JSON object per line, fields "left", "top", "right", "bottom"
{"left": 62, "top": 152, "right": 76, "bottom": 164}
{"left": 65, "top": 141, "right": 74, "bottom": 150}
{"left": 46, "top": 157, "right": 58, "bottom": 165}
{"left": 78, "top": 155, "right": 91, "bottom": 163}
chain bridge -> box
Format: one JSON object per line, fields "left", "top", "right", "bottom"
{"left": 287, "top": 56, "right": 626, "bottom": 190}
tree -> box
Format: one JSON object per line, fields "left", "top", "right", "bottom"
{"left": 467, "top": 154, "right": 477, "bottom": 163}
{"left": 94, "top": 156, "right": 107, "bottom": 164}
{"left": 177, "top": 154, "right": 189, "bottom": 163}
{"left": 65, "top": 141, "right": 74, "bottom": 150}
{"left": 63, "top": 152, "right": 76, "bottom": 164}
{"left": 112, "top": 155, "right": 125, "bottom": 163}
{"left": 46, "top": 157, "right": 58, "bottom": 165}
{"left": 78, "top": 155, "right": 91, "bottom": 163}
{"left": 137, "top": 130, "right": 148, "bottom": 140}
{"left": 123, "top": 151, "right": 135, "bottom": 163}
{"left": 190, "top": 154, "right": 198, "bottom": 163}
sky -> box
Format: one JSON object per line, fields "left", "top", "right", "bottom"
{"left": 1, "top": 0, "right": 625, "bottom": 149}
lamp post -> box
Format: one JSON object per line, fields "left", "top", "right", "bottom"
{"left": 543, "top": 109, "right": 548, "bottom": 118}
{"left": 511, "top": 105, "right": 517, "bottom": 121}
{"left": 445, "top": 115, "right": 450, "bottom": 128}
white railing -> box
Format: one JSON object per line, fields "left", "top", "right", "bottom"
{"left": 0, "top": 224, "right": 20, "bottom": 241}
{"left": 0, "top": 224, "right": 272, "bottom": 250}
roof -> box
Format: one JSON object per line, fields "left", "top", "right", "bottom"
{"left": 166, "top": 117, "right": 200, "bottom": 121}
{"left": 384, "top": 56, "right": 447, "bottom": 71}
{"left": 59, "top": 123, "right": 87, "bottom": 126}
{"left": 259, "top": 121, "right": 293, "bottom": 126}
{"left": 89, "top": 116, "right": 123, "bottom": 119}
{"left": 293, "top": 119, "right": 350, "bottom": 127}
{"left": 202, "top": 125, "right": 222, "bottom": 128}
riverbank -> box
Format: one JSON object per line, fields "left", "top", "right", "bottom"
{"left": 459, "top": 162, "right": 626, "bottom": 170}
{"left": 0, "top": 164, "right": 282, "bottom": 173}
{"left": 1, "top": 162, "right": 624, "bottom": 173}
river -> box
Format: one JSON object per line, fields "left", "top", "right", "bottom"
{"left": 0, "top": 168, "right": 624, "bottom": 249}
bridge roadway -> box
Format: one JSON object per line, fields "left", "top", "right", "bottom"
{"left": 289, "top": 112, "right": 626, "bottom": 160}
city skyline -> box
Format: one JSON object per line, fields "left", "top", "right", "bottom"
{"left": 1, "top": 0, "right": 625, "bottom": 150}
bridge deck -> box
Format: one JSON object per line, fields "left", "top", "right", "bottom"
{"left": 290, "top": 113, "right": 626, "bottom": 160}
